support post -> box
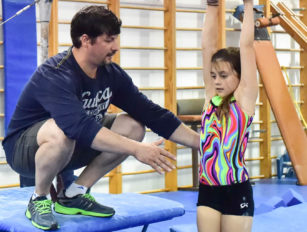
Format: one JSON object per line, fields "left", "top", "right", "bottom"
{"left": 258, "top": 0, "right": 272, "bottom": 178}
{"left": 300, "top": 0, "right": 307, "bottom": 134}
{"left": 218, "top": 1, "right": 225, "bottom": 49}
{"left": 48, "top": 0, "right": 58, "bottom": 57}
{"left": 164, "top": 0, "right": 177, "bottom": 191}
{"left": 108, "top": 0, "right": 123, "bottom": 194}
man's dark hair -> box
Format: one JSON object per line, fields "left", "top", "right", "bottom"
{"left": 71, "top": 5, "right": 122, "bottom": 48}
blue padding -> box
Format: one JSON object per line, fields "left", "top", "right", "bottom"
{"left": 253, "top": 202, "right": 307, "bottom": 232}
{"left": 2, "top": 0, "right": 37, "bottom": 131}
{"left": 170, "top": 224, "right": 197, "bottom": 232}
{"left": 0, "top": 187, "right": 185, "bottom": 232}
{"left": 281, "top": 188, "right": 304, "bottom": 206}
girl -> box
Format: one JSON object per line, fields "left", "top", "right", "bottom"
{"left": 198, "top": 0, "right": 258, "bottom": 231}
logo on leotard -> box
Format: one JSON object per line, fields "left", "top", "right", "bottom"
{"left": 240, "top": 203, "right": 249, "bottom": 209}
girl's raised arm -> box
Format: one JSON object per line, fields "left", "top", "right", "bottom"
{"left": 234, "top": 0, "right": 258, "bottom": 116}
{"left": 202, "top": 1, "right": 219, "bottom": 108}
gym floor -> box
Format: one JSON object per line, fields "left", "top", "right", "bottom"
{"left": 119, "top": 178, "right": 307, "bottom": 232}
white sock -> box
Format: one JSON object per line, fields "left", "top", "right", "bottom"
{"left": 65, "top": 182, "right": 88, "bottom": 198}
{"left": 32, "top": 191, "right": 45, "bottom": 200}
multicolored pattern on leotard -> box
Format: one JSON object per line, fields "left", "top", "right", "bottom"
{"left": 199, "top": 95, "right": 253, "bottom": 186}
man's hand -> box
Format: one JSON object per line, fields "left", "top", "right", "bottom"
{"left": 133, "top": 139, "right": 176, "bottom": 174}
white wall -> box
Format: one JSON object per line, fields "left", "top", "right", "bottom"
{"left": 0, "top": 0, "right": 302, "bottom": 193}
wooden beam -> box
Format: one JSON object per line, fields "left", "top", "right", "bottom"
{"left": 48, "top": 0, "right": 58, "bottom": 57}
{"left": 108, "top": 0, "right": 123, "bottom": 194}
{"left": 218, "top": 1, "right": 226, "bottom": 49}
{"left": 108, "top": 0, "right": 120, "bottom": 65}
{"left": 270, "top": 2, "right": 307, "bottom": 50}
{"left": 164, "top": 0, "right": 177, "bottom": 192}
{"left": 258, "top": 0, "right": 272, "bottom": 178}
{"left": 300, "top": 0, "right": 307, "bottom": 134}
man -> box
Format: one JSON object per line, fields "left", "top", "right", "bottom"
{"left": 2, "top": 5, "right": 199, "bottom": 230}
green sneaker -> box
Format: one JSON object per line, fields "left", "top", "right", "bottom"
{"left": 25, "top": 196, "right": 59, "bottom": 230}
{"left": 54, "top": 193, "right": 115, "bottom": 217}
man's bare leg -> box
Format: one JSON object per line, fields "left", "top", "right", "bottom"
{"left": 76, "top": 113, "right": 145, "bottom": 187}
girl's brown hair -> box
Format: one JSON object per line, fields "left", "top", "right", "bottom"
{"left": 211, "top": 47, "right": 241, "bottom": 119}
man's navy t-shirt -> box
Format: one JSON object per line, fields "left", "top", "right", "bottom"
{"left": 2, "top": 48, "right": 181, "bottom": 165}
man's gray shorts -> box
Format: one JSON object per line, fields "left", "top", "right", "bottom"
{"left": 11, "top": 114, "right": 117, "bottom": 178}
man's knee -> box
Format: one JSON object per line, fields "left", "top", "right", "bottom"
{"left": 37, "top": 119, "right": 75, "bottom": 153}
{"left": 128, "top": 118, "right": 145, "bottom": 141}
{"left": 111, "top": 114, "right": 145, "bottom": 141}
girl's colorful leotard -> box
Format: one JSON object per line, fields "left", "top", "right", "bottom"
{"left": 199, "top": 95, "right": 253, "bottom": 186}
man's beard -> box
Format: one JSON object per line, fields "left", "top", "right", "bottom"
{"left": 101, "top": 52, "right": 115, "bottom": 66}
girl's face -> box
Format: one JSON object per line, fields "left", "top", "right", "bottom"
{"left": 210, "top": 61, "right": 240, "bottom": 97}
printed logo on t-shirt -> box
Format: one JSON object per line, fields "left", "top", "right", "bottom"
{"left": 82, "top": 87, "right": 112, "bottom": 122}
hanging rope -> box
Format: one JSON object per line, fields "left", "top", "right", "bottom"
{"left": 281, "top": 66, "right": 307, "bottom": 128}
{"left": 0, "top": 0, "right": 40, "bottom": 26}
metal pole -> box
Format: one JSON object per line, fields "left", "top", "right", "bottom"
{"left": 39, "top": 0, "right": 53, "bottom": 62}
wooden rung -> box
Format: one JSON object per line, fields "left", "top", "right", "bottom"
{"left": 275, "top": 48, "right": 303, "bottom": 52}
{"left": 271, "top": 2, "right": 307, "bottom": 50}
{"left": 176, "top": 48, "right": 201, "bottom": 51}
{"left": 249, "top": 175, "right": 265, "bottom": 179}
{"left": 176, "top": 27, "right": 201, "bottom": 31}
{"left": 122, "top": 25, "right": 165, "bottom": 30}
{"left": 175, "top": 8, "right": 235, "bottom": 14}
{"left": 140, "top": 188, "right": 169, "bottom": 194}
{"left": 282, "top": 66, "right": 304, "bottom": 70}
{"left": 277, "top": 2, "right": 307, "bottom": 35}
{"left": 176, "top": 9, "right": 206, "bottom": 13}
{"left": 121, "top": 46, "right": 166, "bottom": 50}
{"left": 58, "top": 20, "right": 70, "bottom": 25}
{"left": 271, "top": 137, "right": 283, "bottom": 141}
{"left": 286, "top": 84, "right": 304, "bottom": 87}
{"left": 59, "top": 0, "right": 108, "bottom": 3}
{"left": 58, "top": 43, "right": 72, "bottom": 47}
{"left": 122, "top": 169, "right": 156, "bottom": 176}
{"left": 249, "top": 138, "right": 264, "bottom": 143}
{"left": 120, "top": 5, "right": 165, "bottom": 11}
{"left": 271, "top": 30, "right": 287, "bottom": 34}
{"left": 226, "top": 28, "right": 241, "bottom": 32}
{"left": 139, "top": 87, "right": 165, "bottom": 91}
{"left": 177, "top": 86, "right": 203, "bottom": 90}
{"left": 252, "top": 120, "right": 264, "bottom": 124}
{"left": 245, "top": 157, "right": 264, "bottom": 161}
{"left": 123, "top": 67, "right": 166, "bottom": 70}
{"left": 176, "top": 67, "right": 202, "bottom": 70}
{"left": 0, "top": 184, "right": 20, "bottom": 189}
